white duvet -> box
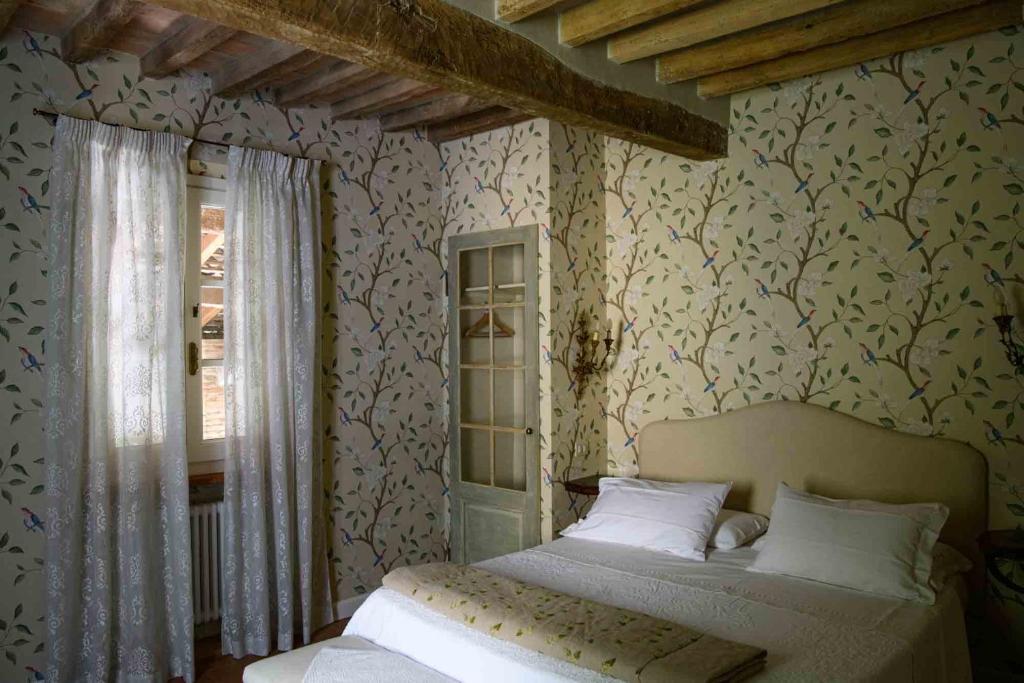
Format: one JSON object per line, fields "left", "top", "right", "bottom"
{"left": 340, "top": 537, "right": 971, "bottom": 682}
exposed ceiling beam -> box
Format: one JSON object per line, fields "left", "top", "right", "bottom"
{"left": 331, "top": 80, "right": 443, "bottom": 120}
{"left": 658, "top": 0, "right": 989, "bottom": 83}
{"left": 380, "top": 94, "right": 492, "bottom": 132}
{"left": 0, "top": 1, "right": 21, "bottom": 35}
{"left": 139, "top": 16, "right": 236, "bottom": 79}
{"left": 428, "top": 107, "right": 534, "bottom": 143}
{"left": 142, "top": 0, "right": 727, "bottom": 159}
{"left": 559, "top": 0, "right": 703, "bottom": 47}
{"left": 61, "top": 0, "right": 139, "bottom": 63}
{"left": 697, "top": 0, "right": 1021, "bottom": 98}
{"left": 211, "top": 43, "right": 308, "bottom": 97}
{"left": 609, "top": 0, "right": 847, "bottom": 63}
{"left": 497, "top": 0, "right": 562, "bottom": 22}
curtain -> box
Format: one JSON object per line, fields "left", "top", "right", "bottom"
{"left": 220, "top": 146, "right": 331, "bottom": 657}
{"left": 44, "top": 116, "right": 194, "bottom": 682}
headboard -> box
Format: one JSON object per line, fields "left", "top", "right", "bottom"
{"left": 638, "top": 402, "right": 988, "bottom": 578}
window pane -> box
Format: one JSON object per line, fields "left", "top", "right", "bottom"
{"left": 201, "top": 286, "right": 224, "bottom": 361}
{"left": 200, "top": 205, "right": 225, "bottom": 281}
{"left": 202, "top": 366, "right": 225, "bottom": 441}
{"left": 494, "top": 431, "right": 525, "bottom": 491}
{"left": 461, "top": 428, "right": 491, "bottom": 485}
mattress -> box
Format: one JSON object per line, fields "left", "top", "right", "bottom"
{"left": 343, "top": 537, "right": 971, "bottom": 682}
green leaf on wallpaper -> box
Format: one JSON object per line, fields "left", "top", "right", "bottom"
{"left": 771, "top": 346, "right": 786, "bottom": 356}
{"left": 769, "top": 213, "right": 784, "bottom": 223}
{"left": 1005, "top": 184, "right": 1023, "bottom": 195}
{"left": 1008, "top": 504, "right": 1024, "bottom": 517}
{"left": 874, "top": 128, "right": 892, "bottom": 138}
{"left": 876, "top": 272, "right": 895, "bottom": 283}
{"left": 878, "top": 418, "right": 895, "bottom": 428}
{"left": 946, "top": 328, "right": 960, "bottom": 339}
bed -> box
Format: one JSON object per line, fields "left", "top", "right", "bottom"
{"left": 245, "top": 401, "right": 988, "bottom": 683}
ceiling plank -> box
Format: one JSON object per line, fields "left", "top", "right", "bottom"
{"left": 212, "top": 43, "right": 310, "bottom": 97}
{"left": 658, "top": 0, "right": 990, "bottom": 83}
{"left": 497, "top": 0, "right": 562, "bottom": 22}
{"left": 142, "top": 0, "right": 727, "bottom": 159}
{"left": 61, "top": 0, "right": 140, "bottom": 63}
{"left": 0, "top": 1, "right": 21, "bottom": 35}
{"left": 608, "top": 0, "right": 847, "bottom": 63}
{"left": 380, "top": 94, "right": 492, "bottom": 132}
{"left": 428, "top": 107, "right": 534, "bottom": 143}
{"left": 559, "top": 0, "right": 703, "bottom": 47}
{"left": 331, "top": 79, "right": 443, "bottom": 120}
{"left": 697, "top": 0, "right": 1021, "bottom": 98}
{"left": 276, "top": 60, "right": 366, "bottom": 106}
{"left": 139, "top": 16, "right": 236, "bottom": 78}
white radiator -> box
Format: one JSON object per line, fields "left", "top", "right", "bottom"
{"left": 189, "top": 501, "right": 224, "bottom": 625}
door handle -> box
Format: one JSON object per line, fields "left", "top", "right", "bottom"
{"left": 525, "top": 427, "right": 534, "bottom": 435}
{"left": 188, "top": 342, "right": 199, "bottom": 376}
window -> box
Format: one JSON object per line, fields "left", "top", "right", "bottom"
{"left": 185, "top": 175, "right": 227, "bottom": 467}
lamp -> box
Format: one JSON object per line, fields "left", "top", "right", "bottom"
{"left": 571, "top": 313, "right": 615, "bottom": 397}
{"left": 993, "top": 287, "right": 1024, "bottom": 374}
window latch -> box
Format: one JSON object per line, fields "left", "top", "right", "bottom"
{"left": 192, "top": 303, "right": 199, "bottom": 318}
{"left": 188, "top": 342, "right": 199, "bottom": 376}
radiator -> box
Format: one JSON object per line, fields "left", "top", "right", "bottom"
{"left": 189, "top": 501, "right": 224, "bottom": 625}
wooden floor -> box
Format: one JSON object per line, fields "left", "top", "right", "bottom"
{"left": 172, "top": 619, "right": 349, "bottom": 683}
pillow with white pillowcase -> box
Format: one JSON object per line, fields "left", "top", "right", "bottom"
{"left": 709, "top": 509, "right": 769, "bottom": 549}
{"left": 747, "top": 483, "right": 948, "bottom": 603}
{"left": 560, "top": 477, "right": 732, "bottom": 561}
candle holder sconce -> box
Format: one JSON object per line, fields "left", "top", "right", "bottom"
{"left": 571, "top": 312, "right": 616, "bottom": 397}
{"left": 993, "top": 287, "right": 1024, "bottom": 374}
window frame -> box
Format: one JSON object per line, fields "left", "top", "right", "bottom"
{"left": 185, "top": 174, "right": 227, "bottom": 468}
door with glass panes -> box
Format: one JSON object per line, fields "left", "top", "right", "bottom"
{"left": 449, "top": 226, "right": 539, "bottom": 564}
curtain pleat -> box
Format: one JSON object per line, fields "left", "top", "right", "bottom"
{"left": 220, "top": 145, "right": 331, "bottom": 657}
{"left": 44, "top": 115, "right": 194, "bottom": 683}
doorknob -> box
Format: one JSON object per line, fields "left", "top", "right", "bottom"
{"left": 525, "top": 427, "right": 534, "bottom": 435}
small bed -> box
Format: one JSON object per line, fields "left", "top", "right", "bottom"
{"left": 245, "top": 402, "right": 988, "bottom": 683}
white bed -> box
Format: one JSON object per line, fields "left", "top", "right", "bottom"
{"left": 245, "top": 402, "right": 987, "bottom": 683}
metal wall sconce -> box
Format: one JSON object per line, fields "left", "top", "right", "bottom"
{"left": 994, "top": 288, "right": 1024, "bottom": 374}
{"left": 571, "top": 313, "right": 616, "bottom": 397}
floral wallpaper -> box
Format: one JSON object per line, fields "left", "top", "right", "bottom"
{"left": 0, "top": 30, "right": 449, "bottom": 678}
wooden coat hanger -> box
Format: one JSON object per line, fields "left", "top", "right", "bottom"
{"left": 463, "top": 311, "right": 514, "bottom": 338}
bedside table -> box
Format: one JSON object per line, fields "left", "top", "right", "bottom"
{"left": 979, "top": 529, "right": 1024, "bottom": 594}
{"left": 563, "top": 474, "right": 604, "bottom": 496}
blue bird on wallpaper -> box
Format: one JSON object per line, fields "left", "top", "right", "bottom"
{"left": 668, "top": 226, "right": 682, "bottom": 243}
{"left": 703, "top": 375, "right": 719, "bottom": 393}
{"left": 412, "top": 129, "right": 424, "bottom": 142}
{"left": 19, "top": 346, "right": 43, "bottom": 373}
{"left": 669, "top": 345, "right": 682, "bottom": 364}
{"left": 908, "top": 380, "right": 930, "bottom": 400}
{"left": 541, "top": 224, "right": 551, "bottom": 241}
{"left": 858, "top": 343, "right": 877, "bottom": 366}
{"left": 623, "top": 317, "right": 637, "bottom": 334}
{"left": 984, "top": 419, "right": 1006, "bottom": 446}
{"left": 26, "top": 665, "right": 45, "bottom": 681}
{"left": 796, "top": 309, "right": 815, "bottom": 329}
{"left": 983, "top": 263, "right": 1005, "bottom": 287}
{"left": 854, "top": 63, "right": 871, "bottom": 80}
{"left": 414, "top": 236, "right": 424, "bottom": 253}
{"left": 903, "top": 81, "right": 925, "bottom": 105}
{"left": 341, "top": 170, "right": 351, "bottom": 185}
{"left": 337, "top": 286, "right": 351, "bottom": 305}
{"left": 542, "top": 467, "right": 553, "bottom": 486}
{"left": 440, "top": 377, "right": 448, "bottom": 389}
{"left": 906, "top": 230, "right": 929, "bottom": 252}
{"left": 754, "top": 279, "right": 769, "bottom": 299}
{"left": 441, "top": 484, "right": 449, "bottom": 497}
{"left": 18, "top": 186, "right": 41, "bottom": 214}
{"left": 794, "top": 173, "right": 812, "bottom": 194}
{"left": 439, "top": 157, "right": 448, "bottom": 172}
{"left": 856, "top": 200, "right": 877, "bottom": 222}
{"left": 370, "top": 320, "right": 381, "bottom": 332}
{"left": 22, "top": 31, "right": 41, "bottom": 55}
{"left": 373, "top": 552, "right": 385, "bottom": 567}
{"left": 76, "top": 84, "right": 97, "bottom": 100}
{"left": 342, "top": 530, "right": 354, "bottom": 546}
{"left": 474, "top": 177, "right": 484, "bottom": 193}
{"left": 567, "top": 257, "right": 577, "bottom": 271}
{"left": 21, "top": 507, "right": 44, "bottom": 533}
{"left": 252, "top": 91, "right": 269, "bottom": 107}
{"left": 287, "top": 127, "right": 304, "bottom": 142}
{"left": 339, "top": 408, "right": 352, "bottom": 426}
{"left": 568, "top": 379, "right": 577, "bottom": 393}
{"left": 622, "top": 204, "right": 634, "bottom": 219}
{"left": 368, "top": 204, "right": 381, "bottom": 217}
{"left": 415, "top": 349, "right": 424, "bottom": 363}
{"left": 415, "top": 460, "right": 425, "bottom": 475}
{"left": 500, "top": 203, "right": 511, "bottom": 216}
{"left": 371, "top": 436, "right": 383, "bottom": 450}
{"left": 702, "top": 250, "right": 718, "bottom": 269}
{"left": 542, "top": 345, "right": 552, "bottom": 364}
{"left": 978, "top": 107, "right": 1001, "bottom": 130}
{"left": 752, "top": 149, "right": 769, "bottom": 169}
{"left": 623, "top": 432, "right": 638, "bottom": 449}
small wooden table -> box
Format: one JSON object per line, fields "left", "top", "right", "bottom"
{"left": 563, "top": 474, "right": 604, "bottom": 497}
{"left": 978, "top": 529, "right": 1024, "bottom": 594}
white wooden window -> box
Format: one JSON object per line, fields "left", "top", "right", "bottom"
{"left": 185, "top": 175, "right": 227, "bottom": 468}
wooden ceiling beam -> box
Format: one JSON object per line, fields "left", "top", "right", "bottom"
{"left": 428, "top": 107, "right": 534, "bottom": 143}
{"left": 609, "top": 0, "right": 847, "bottom": 63}
{"left": 61, "top": 0, "right": 140, "bottom": 63}
{"left": 0, "top": 1, "right": 22, "bottom": 35}
{"left": 331, "top": 79, "right": 442, "bottom": 120}
{"left": 559, "top": 0, "right": 703, "bottom": 47}
{"left": 142, "top": 0, "right": 726, "bottom": 159}
{"left": 697, "top": 0, "right": 1021, "bottom": 98}
{"left": 380, "top": 94, "right": 492, "bottom": 132}
{"left": 658, "top": 0, "right": 990, "bottom": 83}
{"left": 212, "top": 43, "right": 309, "bottom": 97}
{"left": 497, "top": 0, "right": 562, "bottom": 22}
{"left": 276, "top": 60, "right": 364, "bottom": 106}
{"left": 139, "top": 16, "right": 236, "bottom": 79}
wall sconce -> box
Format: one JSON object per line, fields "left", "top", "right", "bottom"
{"left": 994, "top": 288, "right": 1024, "bottom": 374}
{"left": 571, "top": 313, "right": 616, "bottom": 397}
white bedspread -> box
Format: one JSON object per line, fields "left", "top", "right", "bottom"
{"left": 343, "top": 537, "right": 970, "bottom": 682}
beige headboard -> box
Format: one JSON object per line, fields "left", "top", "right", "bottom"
{"left": 638, "top": 402, "right": 988, "bottom": 572}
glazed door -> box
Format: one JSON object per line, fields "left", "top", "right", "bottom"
{"left": 449, "top": 226, "right": 540, "bottom": 564}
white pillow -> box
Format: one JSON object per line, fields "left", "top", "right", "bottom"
{"left": 747, "top": 483, "right": 948, "bottom": 603}
{"left": 560, "top": 477, "right": 731, "bottom": 561}
{"left": 709, "top": 509, "right": 769, "bottom": 549}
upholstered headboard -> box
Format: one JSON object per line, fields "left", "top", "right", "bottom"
{"left": 638, "top": 402, "right": 988, "bottom": 576}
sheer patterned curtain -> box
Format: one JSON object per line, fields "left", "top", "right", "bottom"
{"left": 44, "top": 116, "right": 194, "bottom": 682}
{"left": 220, "top": 146, "right": 331, "bottom": 657}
